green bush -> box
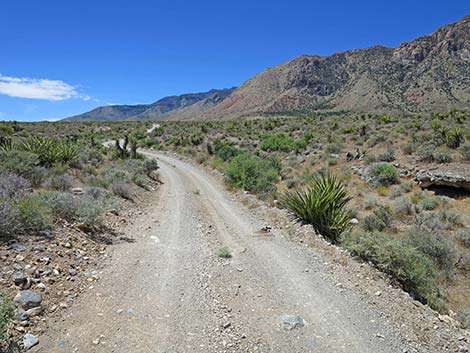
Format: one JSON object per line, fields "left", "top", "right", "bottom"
{"left": 225, "top": 153, "right": 279, "bottom": 194}
{"left": 132, "top": 173, "right": 148, "bottom": 189}
{"left": 393, "top": 196, "right": 414, "bottom": 216}
{"left": 214, "top": 140, "right": 241, "bottom": 161}
{"left": 370, "top": 163, "right": 399, "bottom": 186}
{"left": 459, "top": 143, "right": 470, "bottom": 161}
{"left": 432, "top": 151, "right": 452, "bottom": 164}
{"left": 15, "top": 194, "right": 53, "bottom": 233}
{"left": 217, "top": 247, "right": 232, "bottom": 258}
{"left": 260, "top": 134, "right": 306, "bottom": 153}
{"left": 363, "top": 214, "right": 386, "bottom": 232}
{"left": 418, "top": 198, "right": 438, "bottom": 211}
{"left": 282, "top": 173, "right": 352, "bottom": 243}
{"left": 111, "top": 182, "right": 133, "bottom": 199}
{"left": 143, "top": 158, "right": 159, "bottom": 176}
{"left": 342, "top": 232, "right": 440, "bottom": 309}
{"left": 363, "top": 206, "right": 392, "bottom": 231}
{"left": 378, "top": 149, "right": 395, "bottom": 162}
{"left": 41, "top": 191, "right": 77, "bottom": 222}
{"left": 402, "top": 229, "right": 455, "bottom": 273}
{"left": 0, "top": 150, "right": 39, "bottom": 178}
{"left": 76, "top": 195, "right": 113, "bottom": 227}
{"left": 0, "top": 293, "right": 14, "bottom": 339}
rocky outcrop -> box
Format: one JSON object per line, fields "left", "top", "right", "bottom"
{"left": 415, "top": 169, "right": 470, "bottom": 191}
{"left": 202, "top": 16, "right": 470, "bottom": 119}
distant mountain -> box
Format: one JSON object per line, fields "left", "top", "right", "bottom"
{"left": 201, "top": 16, "right": 470, "bottom": 119}
{"left": 65, "top": 16, "right": 470, "bottom": 122}
{"left": 64, "top": 88, "right": 236, "bottom": 121}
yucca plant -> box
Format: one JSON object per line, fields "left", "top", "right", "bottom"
{"left": 282, "top": 173, "right": 352, "bottom": 243}
{"left": 19, "top": 137, "right": 79, "bottom": 166}
{"left": 58, "top": 142, "right": 80, "bottom": 164}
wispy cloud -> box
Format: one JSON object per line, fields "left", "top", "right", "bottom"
{"left": 0, "top": 74, "right": 90, "bottom": 101}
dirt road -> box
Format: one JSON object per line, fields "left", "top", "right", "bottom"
{"left": 35, "top": 152, "right": 411, "bottom": 353}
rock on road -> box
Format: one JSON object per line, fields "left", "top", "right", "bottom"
{"left": 35, "top": 151, "right": 410, "bottom": 353}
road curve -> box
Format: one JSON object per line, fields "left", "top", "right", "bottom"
{"left": 35, "top": 151, "right": 408, "bottom": 353}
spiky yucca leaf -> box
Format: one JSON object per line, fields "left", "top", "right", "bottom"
{"left": 19, "top": 137, "right": 79, "bottom": 166}
{"left": 282, "top": 173, "right": 352, "bottom": 243}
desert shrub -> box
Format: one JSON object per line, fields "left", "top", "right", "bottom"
{"left": 143, "top": 158, "right": 159, "bottom": 176}
{"left": 418, "top": 210, "right": 462, "bottom": 231}
{"left": 45, "top": 174, "right": 74, "bottom": 191}
{"left": 132, "top": 173, "right": 148, "bottom": 189}
{"left": 214, "top": 140, "right": 241, "bottom": 161}
{"left": 403, "top": 229, "right": 456, "bottom": 273}
{"left": 99, "top": 169, "right": 130, "bottom": 188}
{"left": 418, "top": 198, "right": 438, "bottom": 211}
{"left": 0, "top": 174, "right": 31, "bottom": 199}
{"left": 76, "top": 195, "right": 113, "bottom": 227}
{"left": 0, "top": 293, "right": 14, "bottom": 339}
{"left": 0, "top": 201, "right": 20, "bottom": 240}
{"left": 282, "top": 173, "right": 352, "bottom": 243}
{"left": 225, "top": 153, "right": 279, "bottom": 194}
{"left": 39, "top": 189, "right": 113, "bottom": 227}
{"left": 400, "top": 182, "right": 413, "bottom": 193}
{"left": 432, "top": 151, "right": 452, "bottom": 164}
{"left": 417, "top": 141, "right": 437, "bottom": 161}
{"left": 363, "top": 214, "right": 386, "bottom": 232}
{"left": 0, "top": 150, "right": 38, "bottom": 178}
{"left": 459, "top": 143, "right": 470, "bottom": 161}
{"left": 217, "top": 247, "right": 232, "bottom": 258}
{"left": 457, "top": 308, "right": 470, "bottom": 329}
{"left": 111, "top": 182, "right": 132, "bottom": 199}
{"left": 401, "top": 142, "right": 416, "bottom": 155}
{"left": 286, "top": 178, "right": 300, "bottom": 189}
{"left": 393, "top": 197, "right": 414, "bottom": 216}
{"left": 378, "top": 149, "right": 395, "bottom": 162}
{"left": 327, "top": 158, "right": 338, "bottom": 166}
{"left": 364, "top": 196, "right": 377, "bottom": 210}
{"left": 342, "top": 232, "right": 440, "bottom": 308}
{"left": 15, "top": 194, "right": 53, "bottom": 233}
{"left": 85, "top": 187, "right": 109, "bottom": 199}
{"left": 28, "top": 166, "right": 48, "bottom": 187}
{"left": 370, "top": 163, "right": 399, "bottom": 186}
{"left": 260, "top": 134, "right": 306, "bottom": 153}
{"left": 364, "top": 154, "right": 377, "bottom": 165}
{"left": 40, "top": 191, "right": 77, "bottom": 222}
{"left": 325, "top": 143, "right": 343, "bottom": 154}
{"left": 363, "top": 206, "right": 392, "bottom": 231}
{"left": 456, "top": 230, "right": 470, "bottom": 248}
{"left": 389, "top": 185, "right": 403, "bottom": 199}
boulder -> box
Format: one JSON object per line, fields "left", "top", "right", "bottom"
{"left": 13, "top": 291, "right": 42, "bottom": 310}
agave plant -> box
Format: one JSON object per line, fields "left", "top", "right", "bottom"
{"left": 282, "top": 173, "right": 352, "bottom": 243}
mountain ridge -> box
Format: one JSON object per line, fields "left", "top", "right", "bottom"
{"left": 198, "top": 15, "right": 470, "bottom": 119}
{"left": 65, "top": 16, "right": 470, "bottom": 121}
{"left": 64, "top": 88, "right": 236, "bottom": 122}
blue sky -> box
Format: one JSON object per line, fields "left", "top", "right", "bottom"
{"left": 1, "top": 0, "right": 468, "bottom": 121}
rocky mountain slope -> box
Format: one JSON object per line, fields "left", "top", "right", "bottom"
{"left": 201, "top": 16, "right": 470, "bottom": 119}
{"left": 65, "top": 16, "right": 469, "bottom": 122}
{"left": 64, "top": 88, "right": 235, "bottom": 122}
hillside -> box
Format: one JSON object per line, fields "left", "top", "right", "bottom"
{"left": 201, "top": 16, "right": 470, "bottom": 119}
{"left": 65, "top": 16, "right": 470, "bottom": 122}
{"left": 64, "top": 88, "right": 235, "bottom": 122}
